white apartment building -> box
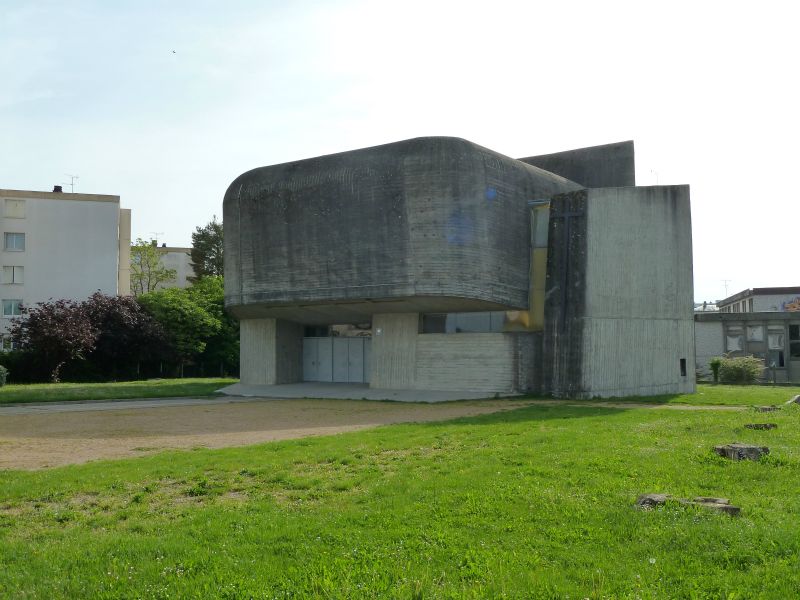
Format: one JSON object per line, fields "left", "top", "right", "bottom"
{"left": 156, "top": 244, "right": 194, "bottom": 289}
{"left": 0, "top": 187, "right": 131, "bottom": 348}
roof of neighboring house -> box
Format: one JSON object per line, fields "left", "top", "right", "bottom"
{"left": 717, "top": 287, "right": 800, "bottom": 306}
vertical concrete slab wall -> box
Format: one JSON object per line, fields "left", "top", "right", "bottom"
{"left": 240, "top": 318, "right": 302, "bottom": 385}
{"left": 275, "top": 319, "right": 304, "bottom": 383}
{"left": 695, "top": 320, "right": 724, "bottom": 377}
{"left": 542, "top": 191, "right": 589, "bottom": 397}
{"left": 519, "top": 141, "right": 635, "bottom": 188}
{"left": 370, "top": 313, "right": 418, "bottom": 389}
{"left": 580, "top": 186, "right": 695, "bottom": 397}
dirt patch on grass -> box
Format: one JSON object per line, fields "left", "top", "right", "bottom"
{"left": 0, "top": 398, "right": 535, "bottom": 470}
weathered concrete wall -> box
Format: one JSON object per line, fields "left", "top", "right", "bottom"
{"left": 370, "top": 317, "right": 541, "bottom": 393}
{"left": 224, "top": 137, "right": 580, "bottom": 324}
{"left": 415, "top": 333, "right": 516, "bottom": 393}
{"left": 519, "top": 141, "right": 635, "bottom": 189}
{"left": 370, "top": 313, "right": 418, "bottom": 389}
{"left": 240, "top": 318, "right": 302, "bottom": 385}
{"left": 579, "top": 186, "right": 695, "bottom": 397}
{"left": 695, "top": 320, "right": 723, "bottom": 377}
{"left": 514, "top": 332, "right": 543, "bottom": 393}
{"left": 542, "top": 190, "right": 589, "bottom": 397}
{"left": 276, "top": 319, "right": 304, "bottom": 383}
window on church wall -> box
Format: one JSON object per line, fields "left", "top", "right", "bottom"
{"left": 421, "top": 312, "right": 508, "bottom": 334}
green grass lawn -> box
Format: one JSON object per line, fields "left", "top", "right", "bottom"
{"left": 566, "top": 383, "right": 800, "bottom": 407}
{"left": 2, "top": 395, "right": 799, "bottom": 598}
{"left": 0, "top": 378, "right": 238, "bottom": 405}
{"left": 680, "top": 384, "right": 800, "bottom": 406}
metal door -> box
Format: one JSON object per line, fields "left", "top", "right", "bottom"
{"left": 317, "top": 338, "right": 333, "bottom": 381}
{"left": 333, "top": 338, "right": 349, "bottom": 382}
{"left": 348, "top": 338, "right": 364, "bottom": 382}
{"left": 302, "top": 338, "right": 318, "bottom": 381}
{"left": 363, "top": 338, "right": 371, "bottom": 383}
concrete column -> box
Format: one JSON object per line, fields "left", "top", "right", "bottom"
{"left": 370, "top": 313, "right": 418, "bottom": 389}
{"left": 240, "top": 318, "right": 303, "bottom": 385}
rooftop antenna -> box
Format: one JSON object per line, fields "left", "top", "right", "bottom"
{"left": 149, "top": 231, "right": 164, "bottom": 244}
{"left": 722, "top": 279, "right": 731, "bottom": 297}
{"left": 650, "top": 169, "right": 659, "bottom": 185}
{"left": 64, "top": 174, "right": 79, "bottom": 193}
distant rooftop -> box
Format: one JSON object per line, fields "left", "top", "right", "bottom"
{"left": 0, "top": 188, "right": 119, "bottom": 203}
{"left": 718, "top": 287, "right": 800, "bottom": 306}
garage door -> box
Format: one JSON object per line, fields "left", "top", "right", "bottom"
{"left": 303, "top": 337, "right": 371, "bottom": 383}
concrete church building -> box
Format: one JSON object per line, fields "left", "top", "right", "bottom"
{"left": 224, "top": 137, "right": 694, "bottom": 398}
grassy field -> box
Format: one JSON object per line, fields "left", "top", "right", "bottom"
{"left": 0, "top": 378, "right": 238, "bottom": 405}
{"left": 574, "top": 383, "right": 800, "bottom": 408}
{"left": 2, "top": 393, "right": 799, "bottom": 598}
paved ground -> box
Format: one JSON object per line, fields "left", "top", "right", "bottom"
{"left": 0, "top": 395, "right": 748, "bottom": 471}
{"left": 219, "top": 382, "right": 506, "bottom": 402}
{"left": 0, "top": 397, "right": 538, "bottom": 470}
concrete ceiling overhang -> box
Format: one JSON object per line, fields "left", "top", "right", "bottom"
{"left": 224, "top": 136, "right": 582, "bottom": 318}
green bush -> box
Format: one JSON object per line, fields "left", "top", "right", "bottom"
{"left": 709, "top": 357, "right": 722, "bottom": 384}
{"left": 0, "top": 364, "right": 8, "bottom": 387}
{"left": 717, "top": 355, "right": 764, "bottom": 384}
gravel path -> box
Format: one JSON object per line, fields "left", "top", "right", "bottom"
{"left": 0, "top": 397, "right": 748, "bottom": 470}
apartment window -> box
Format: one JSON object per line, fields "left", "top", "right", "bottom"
{"left": 746, "top": 326, "right": 764, "bottom": 342}
{"left": 748, "top": 298, "right": 754, "bottom": 312}
{"left": 790, "top": 325, "right": 800, "bottom": 359}
{"left": 0, "top": 336, "right": 14, "bottom": 352}
{"left": 3, "top": 199, "right": 25, "bottom": 218}
{"left": 768, "top": 350, "right": 785, "bottom": 368}
{"left": 2, "top": 299, "right": 22, "bottom": 317}
{"left": 4, "top": 233, "right": 25, "bottom": 251}
{"left": 2, "top": 266, "right": 23, "bottom": 284}
{"left": 725, "top": 326, "right": 743, "bottom": 352}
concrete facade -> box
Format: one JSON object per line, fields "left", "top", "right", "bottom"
{"left": 694, "top": 312, "right": 800, "bottom": 383}
{"left": 717, "top": 287, "right": 800, "bottom": 314}
{"left": 225, "top": 137, "right": 695, "bottom": 398}
{"left": 0, "top": 188, "right": 131, "bottom": 347}
{"left": 519, "top": 141, "right": 635, "bottom": 189}
{"left": 156, "top": 246, "right": 195, "bottom": 290}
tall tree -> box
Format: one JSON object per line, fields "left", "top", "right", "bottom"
{"left": 137, "top": 288, "right": 221, "bottom": 374}
{"left": 186, "top": 276, "right": 239, "bottom": 375}
{"left": 190, "top": 216, "right": 224, "bottom": 280}
{"left": 9, "top": 299, "right": 98, "bottom": 382}
{"left": 130, "top": 238, "right": 177, "bottom": 295}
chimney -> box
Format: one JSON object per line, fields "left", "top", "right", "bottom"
{"left": 161, "top": 243, "right": 166, "bottom": 248}
{"left": 53, "top": 185, "right": 63, "bottom": 193}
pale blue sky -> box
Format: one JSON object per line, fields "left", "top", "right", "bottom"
{"left": 2, "top": 0, "right": 797, "bottom": 302}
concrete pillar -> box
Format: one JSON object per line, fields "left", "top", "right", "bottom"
{"left": 370, "top": 313, "right": 418, "bottom": 389}
{"left": 240, "top": 318, "right": 303, "bottom": 385}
